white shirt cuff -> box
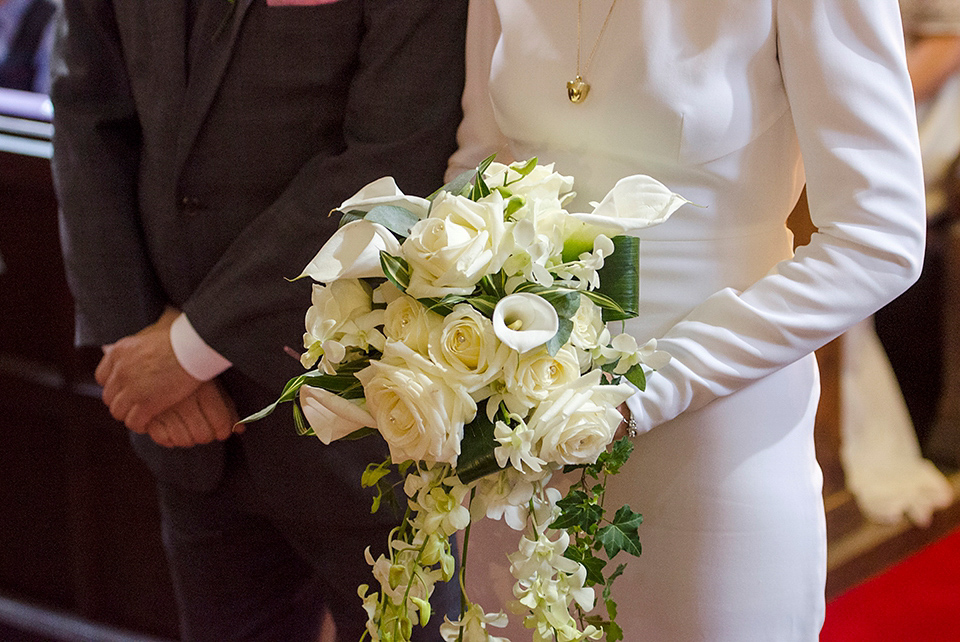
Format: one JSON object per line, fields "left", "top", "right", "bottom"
{"left": 170, "top": 313, "right": 232, "bottom": 382}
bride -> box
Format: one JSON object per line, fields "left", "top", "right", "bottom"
{"left": 448, "top": 0, "right": 926, "bottom": 639}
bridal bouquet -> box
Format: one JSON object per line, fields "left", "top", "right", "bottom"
{"left": 246, "top": 157, "right": 685, "bottom": 641}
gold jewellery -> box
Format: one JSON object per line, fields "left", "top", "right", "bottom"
{"left": 567, "top": 0, "right": 620, "bottom": 104}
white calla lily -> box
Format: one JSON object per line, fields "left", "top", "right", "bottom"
{"left": 299, "top": 385, "right": 375, "bottom": 444}
{"left": 339, "top": 175, "right": 431, "bottom": 218}
{"left": 572, "top": 174, "right": 687, "bottom": 234}
{"left": 299, "top": 219, "right": 401, "bottom": 283}
{"left": 492, "top": 293, "right": 559, "bottom": 353}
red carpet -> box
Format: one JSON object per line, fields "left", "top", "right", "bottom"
{"left": 820, "top": 527, "right": 960, "bottom": 641}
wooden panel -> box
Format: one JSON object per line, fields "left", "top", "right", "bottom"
{"left": 0, "top": 145, "right": 179, "bottom": 639}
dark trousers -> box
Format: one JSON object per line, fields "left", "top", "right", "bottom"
{"left": 156, "top": 438, "right": 458, "bottom": 641}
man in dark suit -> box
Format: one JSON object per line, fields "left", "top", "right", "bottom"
{"left": 50, "top": 1, "right": 467, "bottom": 640}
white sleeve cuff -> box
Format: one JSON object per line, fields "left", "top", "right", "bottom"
{"left": 170, "top": 313, "right": 232, "bottom": 382}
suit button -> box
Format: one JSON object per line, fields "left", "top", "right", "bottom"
{"left": 179, "top": 196, "right": 204, "bottom": 215}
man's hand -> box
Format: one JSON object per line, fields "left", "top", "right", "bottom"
{"left": 96, "top": 307, "right": 201, "bottom": 433}
{"left": 144, "top": 380, "right": 242, "bottom": 448}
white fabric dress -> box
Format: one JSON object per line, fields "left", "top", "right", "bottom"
{"left": 449, "top": 1, "right": 927, "bottom": 640}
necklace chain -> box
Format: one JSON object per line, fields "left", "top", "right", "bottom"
{"left": 568, "top": 0, "right": 619, "bottom": 104}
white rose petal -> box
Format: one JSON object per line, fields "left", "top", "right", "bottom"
{"left": 299, "top": 219, "right": 401, "bottom": 283}
{"left": 299, "top": 386, "right": 375, "bottom": 444}
{"left": 571, "top": 174, "right": 687, "bottom": 234}
{"left": 529, "top": 370, "right": 635, "bottom": 466}
{"left": 428, "top": 304, "right": 510, "bottom": 393}
{"left": 402, "top": 191, "right": 510, "bottom": 298}
{"left": 356, "top": 341, "right": 476, "bottom": 465}
{"left": 384, "top": 295, "right": 443, "bottom": 354}
{"left": 492, "top": 293, "right": 559, "bottom": 353}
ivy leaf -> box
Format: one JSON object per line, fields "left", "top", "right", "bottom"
{"left": 603, "top": 563, "right": 627, "bottom": 604}
{"left": 564, "top": 546, "right": 607, "bottom": 586}
{"left": 551, "top": 490, "right": 603, "bottom": 531}
{"left": 601, "top": 437, "right": 635, "bottom": 476}
{"left": 596, "top": 506, "right": 643, "bottom": 558}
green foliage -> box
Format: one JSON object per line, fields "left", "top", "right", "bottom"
{"left": 550, "top": 437, "right": 642, "bottom": 639}
{"left": 597, "top": 236, "right": 640, "bottom": 322}
{"left": 364, "top": 204, "right": 421, "bottom": 238}
{"left": 380, "top": 251, "right": 411, "bottom": 291}
{"left": 623, "top": 363, "right": 647, "bottom": 392}
{"left": 597, "top": 506, "right": 643, "bottom": 558}
{"left": 454, "top": 410, "right": 500, "bottom": 485}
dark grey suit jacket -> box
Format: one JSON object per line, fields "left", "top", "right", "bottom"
{"left": 51, "top": 0, "right": 467, "bottom": 521}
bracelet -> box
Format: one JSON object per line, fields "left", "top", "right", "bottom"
{"left": 620, "top": 415, "right": 638, "bottom": 439}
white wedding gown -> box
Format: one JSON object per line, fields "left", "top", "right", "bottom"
{"left": 449, "top": 1, "right": 927, "bottom": 640}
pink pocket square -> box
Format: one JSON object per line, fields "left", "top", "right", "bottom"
{"left": 267, "top": 0, "right": 340, "bottom": 5}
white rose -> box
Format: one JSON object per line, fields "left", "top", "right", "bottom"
{"left": 492, "top": 293, "right": 559, "bottom": 354}
{"left": 484, "top": 161, "right": 575, "bottom": 204}
{"left": 301, "top": 279, "right": 377, "bottom": 369}
{"left": 299, "top": 219, "right": 402, "bottom": 283}
{"left": 529, "top": 370, "right": 635, "bottom": 466}
{"left": 383, "top": 294, "right": 444, "bottom": 354}
{"left": 299, "top": 386, "right": 375, "bottom": 444}
{"left": 356, "top": 341, "right": 476, "bottom": 465}
{"left": 501, "top": 343, "right": 581, "bottom": 414}
{"left": 403, "top": 191, "right": 511, "bottom": 298}
{"left": 569, "top": 296, "right": 605, "bottom": 352}
{"left": 428, "top": 304, "right": 511, "bottom": 394}
{"left": 338, "top": 175, "right": 431, "bottom": 218}
{"left": 571, "top": 174, "right": 687, "bottom": 234}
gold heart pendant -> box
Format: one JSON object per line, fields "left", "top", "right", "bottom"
{"left": 566, "top": 76, "right": 590, "bottom": 104}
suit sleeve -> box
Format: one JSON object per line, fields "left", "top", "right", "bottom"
{"left": 181, "top": 0, "right": 469, "bottom": 390}
{"left": 624, "top": 0, "right": 927, "bottom": 431}
{"left": 50, "top": 0, "right": 165, "bottom": 346}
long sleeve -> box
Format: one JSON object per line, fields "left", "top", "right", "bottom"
{"left": 626, "top": 0, "right": 926, "bottom": 431}
{"left": 51, "top": 0, "right": 165, "bottom": 346}
{"left": 453, "top": 0, "right": 926, "bottom": 434}
{"left": 181, "top": 0, "right": 468, "bottom": 390}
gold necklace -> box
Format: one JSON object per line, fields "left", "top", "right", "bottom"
{"left": 567, "top": 0, "right": 619, "bottom": 104}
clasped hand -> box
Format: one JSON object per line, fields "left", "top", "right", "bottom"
{"left": 95, "top": 307, "right": 240, "bottom": 448}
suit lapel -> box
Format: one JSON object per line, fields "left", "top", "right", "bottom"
{"left": 149, "top": 0, "right": 188, "bottom": 101}
{"left": 174, "top": 0, "right": 255, "bottom": 174}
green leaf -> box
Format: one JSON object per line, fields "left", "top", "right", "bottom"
{"left": 601, "top": 437, "right": 635, "bottom": 476}
{"left": 564, "top": 546, "right": 607, "bottom": 586}
{"left": 380, "top": 251, "right": 411, "bottom": 291}
{"left": 430, "top": 154, "right": 498, "bottom": 201}
{"left": 597, "top": 235, "right": 640, "bottom": 322}
{"left": 545, "top": 317, "right": 574, "bottom": 356}
{"left": 604, "top": 564, "right": 627, "bottom": 604}
{"left": 603, "top": 619, "right": 624, "bottom": 642}
{"left": 292, "top": 400, "right": 312, "bottom": 436}
{"left": 454, "top": 410, "right": 501, "bottom": 485}
{"left": 478, "top": 272, "right": 508, "bottom": 299}
{"left": 364, "top": 205, "right": 421, "bottom": 238}
{"left": 624, "top": 363, "right": 647, "bottom": 392}
{"left": 504, "top": 156, "right": 538, "bottom": 182}
{"left": 338, "top": 210, "right": 365, "bottom": 227}
{"left": 465, "top": 294, "right": 499, "bottom": 318}
{"left": 428, "top": 169, "right": 475, "bottom": 200}
{"left": 551, "top": 490, "right": 603, "bottom": 531}
{"left": 596, "top": 506, "right": 643, "bottom": 558}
